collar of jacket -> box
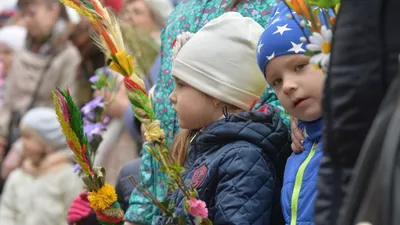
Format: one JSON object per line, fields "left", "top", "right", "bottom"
{"left": 298, "top": 118, "right": 323, "bottom": 142}
{"left": 190, "top": 110, "right": 289, "bottom": 160}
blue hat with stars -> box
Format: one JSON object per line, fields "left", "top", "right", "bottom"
{"left": 257, "top": 2, "right": 308, "bottom": 77}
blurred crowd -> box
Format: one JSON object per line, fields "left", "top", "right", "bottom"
{"left": 2, "top": 0, "right": 399, "bottom": 225}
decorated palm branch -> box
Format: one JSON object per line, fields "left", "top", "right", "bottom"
{"left": 57, "top": 0, "right": 213, "bottom": 224}
{"left": 284, "top": 0, "right": 340, "bottom": 73}
{"left": 53, "top": 89, "right": 124, "bottom": 225}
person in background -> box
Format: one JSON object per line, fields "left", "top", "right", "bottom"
{"left": 0, "top": 26, "right": 27, "bottom": 188}
{"left": 0, "top": 0, "right": 17, "bottom": 27}
{"left": 0, "top": 11, "right": 15, "bottom": 27}
{"left": 257, "top": 3, "right": 326, "bottom": 224}
{"left": 0, "top": 107, "right": 82, "bottom": 225}
{"left": 0, "top": 25, "right": 27, "bottom": 108}
{"left": 120, "top": 0, "right": 173, "bottom": 45}
{"left": 118, "top": 0, "right": 174, "bottom": 145}
{"left": 70, "top": 16, "right": 105, "bottom": 106}
{"left": 315, "top": 0, "right": 400, "bottom": 224}
{"left": 0, "top": 0, "right": 81, "bottom": 168}
{"left": 70, "top": 0, "right": 123, "bottom": 107}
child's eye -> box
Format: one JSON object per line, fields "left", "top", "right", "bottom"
{"left": 272, "top": 78, "right": 282, "bottom": 87}
{"left": 177, "top": 82, "right": 185, "bottom": 87}
{"left": 295, "top": 64, "right": 307, "bottom": 72}
{"left": 174, "top": 79, "right": 185, "bottom": 88}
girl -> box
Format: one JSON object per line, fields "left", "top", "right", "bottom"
{"left": 0, "top": 107, "right": 82, "bottom": 225}
{"left": 155, "top": 12, "right": 291, "bottom": 225}
{"left": 125, "top": 0, "right": 289, "bottom": 223}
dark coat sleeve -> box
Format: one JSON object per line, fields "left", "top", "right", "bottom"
{"left": 115, "top": 158, "right": 142, "bottom": 212}
{"left": 316, "top": 0, "right": 400, "bottom": 224}
{"left": 214, "top": 145, "right": 275, "bottom": 225}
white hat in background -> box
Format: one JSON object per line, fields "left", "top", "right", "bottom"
{"left": 65, "top": 6, "right": 81, "bottom": 24}
{"left": 0, "top": 0, "right": 18, "bottom": 11}
{"left": 145, "top": 0, "right": 174, "bottom": 24}
{"left": 20, "top": 107, "right": 67, "bottom": 150}
{"left": 172, "top": 12, "right": 267, "bottom": 110}
{"left": 0, "top": 25, "right": 27, "bottom": 51}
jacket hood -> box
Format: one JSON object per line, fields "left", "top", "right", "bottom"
{"left": 194, "top": 109, "right": 291, "bottom": 170}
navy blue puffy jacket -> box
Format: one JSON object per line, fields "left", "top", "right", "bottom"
{"left": 156, "top": 110, "right": 291, "bottom": 225}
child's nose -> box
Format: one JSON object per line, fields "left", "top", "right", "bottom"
{"left": 169, "top": 91, "right": 176, "bottom": 104}
{"left": 282, "top": 79, "right": 298, "bottom": 95}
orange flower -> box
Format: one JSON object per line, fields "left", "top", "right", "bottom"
{"left": 286, "top": 0, "right": 312, "bottom": 21}
{"left": 330, "top": 16, "right": 337, "bottom": 26}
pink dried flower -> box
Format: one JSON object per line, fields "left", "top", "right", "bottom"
{"left": 187, "top": 198, "right": 208, "bottom": 218}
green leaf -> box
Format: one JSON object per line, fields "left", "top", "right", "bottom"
{"left": 58, "top": 89, "right": 86, "bottom": 146}
{"left": 100, "top": 167, "right": 107, "bottom": 178}
{"left": 307, "top": 0, "right": 340, "bottom": 8}
{"left": 305, "top": 50, "right": 316, "bottom": 57}
{"left": 183, "top": 197, "right": 189, "bottom": 213}
{"left": 177, "top": 216, "right": 187, "bottom": 225}
{"left": 160, "top": 199, "right": 170, "bottom": 210}
{"left": 190, "top": 182, "right": 195, "bottom": 190}
{"left": 82, "top": 176, "right": 97, "bottom": 191}
{"left": 190, "top": 191, "right": 197, "bottom": 199}
{"left": 200, "top": 218, "right": 213, "bottom": 225}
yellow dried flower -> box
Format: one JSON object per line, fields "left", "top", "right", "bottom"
{"left": 88, "top": 184, "right": 117, "bottom": 211}
{"left": 144, "top": 120, "right": 165, "bottom": 142}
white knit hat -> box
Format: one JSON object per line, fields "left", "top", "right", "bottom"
{"left": 145, "top": 0, "right": 173, "bottom": 24}
{"left": 0, "top": 25, "right": 27, "bottom": 52}
{"left": 65, "top": 6, "right": 81, "bottom": 24}
{"left": 172, "top": 12, "right": 267, "bottom": 110}
{"left": 20, "top": 107, "right": 67, "bottom": 150}
{"left": 0, "top": 0, "right": 17, "bottom": 11}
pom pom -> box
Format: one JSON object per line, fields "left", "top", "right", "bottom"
{"left": 172, "top": 32, "right": 195, "bottom": 59}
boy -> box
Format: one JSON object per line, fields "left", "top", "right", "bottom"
{"left": 256, "top": 2, "right": 325, "bottom": 225}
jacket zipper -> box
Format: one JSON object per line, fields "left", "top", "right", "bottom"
{"left": 290, "top": 142, "right": 318, "bottom": 225}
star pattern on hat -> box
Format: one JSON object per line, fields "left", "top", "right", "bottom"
{"left": 257, "top": 42, "right": 264, "bottom": 54}
{"left": 267, "top": 52, "right": 275, "bottom": 60}
{"left": 275, "top": 7, "right": 280, "bottom": 15}
{"left": 270, "top": 17, "right": 281, "bottom": 25}
{"left": 288, "top": 41, "right": 305, "bottom": 53}
{"left": 273, "top": 24, "right": 292, "bottom": 35}
{"left": 256, "top": 2, "right": 310, "bottom": 75}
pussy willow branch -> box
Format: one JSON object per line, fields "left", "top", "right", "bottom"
{"left": 155, "top": 143, "right": 192, "bottom": 197}
{"left": 128, "top": 176, "right": 170, "bottom": 213}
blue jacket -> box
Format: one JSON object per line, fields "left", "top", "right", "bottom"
{"left": 281, "top": 119, "right": 324, "bottom": 225}
{"left": 156, "top": 109, "right": 292, "bottom": 225}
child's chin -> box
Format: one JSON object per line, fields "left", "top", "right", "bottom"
{"left": 178, "top": 119, "right": 192, "bottom": 130}
{"left": 178, "top": 119, "right": 203, "bottom": 130}
{"left": 293, "top": 110, "right": 322, "bottom": 122}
